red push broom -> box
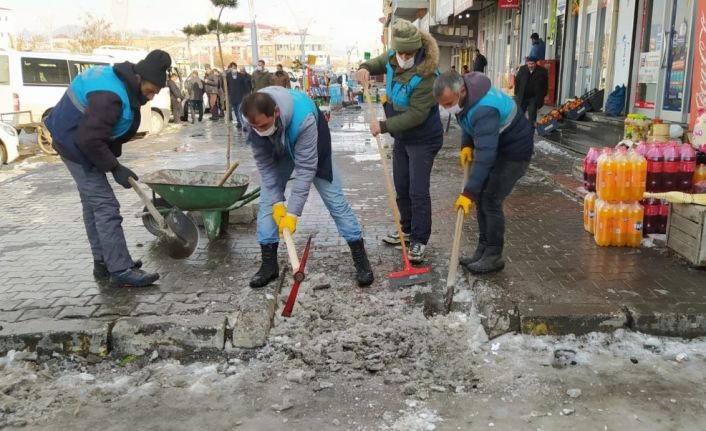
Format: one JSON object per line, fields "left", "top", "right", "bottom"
{"left": 363, "top": 84, "right": 432, "bottom": 287}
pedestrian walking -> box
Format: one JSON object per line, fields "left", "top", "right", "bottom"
{"left": 225, "top": 62, "right": 249, "bottom": 129}
{"left": 252, "top": 59, "right": 271, "bottom": 92}
{"left": 356, "top": 18, "right": 443, "bottom": 263}
{"left": 241, "top": 87, "right": 374, "bottom": 288}
{"left": 514, "top": 56, "right": 548, "bottom": 125}
{"left": 167, "top": 72, "right": 183, "bottom": 123}
{"left": 204, "top": 66, "right": 220, "bottom": 120}
{"left": 185, "top": 70, "right": 204, "bottom": 122}
{"left": 473, "top": 49, "right": 487, "bottom": 73}
{"left": 433, "top": 71, "right": 534, "bottom": 274}
{"left": 44, "top": 50, "right": 171, "bottom": 287}
{"left": 529, "top": 33, "right": 546, "bottom": 60}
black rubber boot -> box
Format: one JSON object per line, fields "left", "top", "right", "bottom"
{"left": 465, "top": 246, "right": 505, "bottom": 274}
{"left": 459, "top": 243, "right": 486, "bottom": 267}
{"left": 348, "top": 239, "right": 374, "bottom": 287}
{"left": 94, "top": 260, "right": 142, "bottom": 281}
{"left": 109, "top": 267, "right": 159, "bottom": 288}
{"left": 250, "top": 243, "right": 280, "bottom": 288}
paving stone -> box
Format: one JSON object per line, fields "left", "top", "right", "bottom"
{"left": 92, "top": 304, "right": 136, "bottom": 318}
{"left": 17, "top": 308, "right": 62, "bottom": 321}
{"left": 0, "top": 319, "right": 109, "bottom": 356}
{"left": 111, "top": 314, "right": 227, "bottom": 356}
{"left": 57, "top": 306, "right": 98, "bottom": 319}
{"left": 627, "top": 303, "right": 706, "bottom": 338}
{"left": 231, "top": 282, "right": 281, "bottom": 349}
{"left": 133, "top": 302, "right": 171, "bottom": 316}
{"left": 0, "top": 310, "right": 23, "bottom": 324}
{"left": 519, "top": 304, "right": 628, "bottom": 336}
{"left": 52, "top": 296, "right": 92, "bottom": 307}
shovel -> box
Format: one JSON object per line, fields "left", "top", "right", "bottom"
{"left": 423, "top": 162, "right": 471, "bottom": 317}
{"left": 363, "top": 84, "right": 432, "bottom": 287}
{"left": 128, "top": 177, "right": 199, "bottom": 259}
{"left": 217, "top": 160, "right": 240, "bottom": 186}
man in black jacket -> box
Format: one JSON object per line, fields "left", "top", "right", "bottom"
{"left": 225, "top": 62, "right": 251, "bottom": 129}
{"left": 513, "top": 56, "right": 548, "bottom": 125}
{"left": 473, "top": 49, "right": 487, "bottom": 73}
{"left": 167, "top": 73, "right": 182, "bottom": 123}
{"left": 45, "top": 50, "right": 171, "bottom": 288}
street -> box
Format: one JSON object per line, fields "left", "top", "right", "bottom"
{"left": 1, "top": 110, "right": 706, "bottom": 430}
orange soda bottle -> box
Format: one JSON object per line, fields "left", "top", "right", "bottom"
{"left": 614, "top": 148, "right": 629, "bottom": 201}
{"left": 594, "top": 199, "right": 611, "bottom": 246}
{"left": 627, "top": 202, "right": 644, "bottom": 247}
{"left": 611, "top": 202, "right": 627, "bottom": 246}
{"left": 628, "top": 149, "right": 647, "bottom": 201}
{"left": 694, "top": 164, "right": 706, "bottom": 184}
{"left": 597, "top": 148, "right": 616, "bottom": 201}
{"left": 583, "top": 192, "right": 596, "bottom": 233}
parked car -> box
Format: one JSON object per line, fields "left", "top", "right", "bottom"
{"left": 0, "top": 120, "right": 20, "bottom": 164}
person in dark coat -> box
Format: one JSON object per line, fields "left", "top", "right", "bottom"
{"left": 433, "top": 71, "right": 534, "bottom": 274}
{"left": 167, "top": 73, "right": 182, "bottom": 123}
{"left": 44, "top": 50, "right": 171, "bottom": 287}
{"left": 185, "top": 70, "right": 204, "bottom": 122}
{"left": 472, "top": 49, "right": 487, "bottom": 73}
{"left": 513, "top": 56, "right": 548, "bottom": 125}
{"left": 225, "top": 62, "right": 251, "bottom": 129}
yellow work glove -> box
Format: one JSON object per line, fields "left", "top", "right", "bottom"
{"left": 278, "top": 213, "right": 298, "bottom": 236}
{"left": 460, "top": 147, "right": 474, "bottom": 167}
{"left": 272, "top": 202, "right": 287, "bottom": 224}
{"left": 454, "top": 194, "right": 474, "bottom": 217}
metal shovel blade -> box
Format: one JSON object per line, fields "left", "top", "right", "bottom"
{"left": 162, "top": 209, "right": 199, "bottom": 259}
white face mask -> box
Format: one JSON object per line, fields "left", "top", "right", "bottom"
{"left": 446, "top": 103, "right": 462, "bottom": 115}
{"left": 254, "top": 123, "right": 276, "bottom": 137}
{"left": 395, "top": 53, "right": 415, "bottom": 70}
{"left": 258, "top": 65, "right": 264, "bottom": 71}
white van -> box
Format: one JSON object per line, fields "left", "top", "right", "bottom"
{"left": 0, "top": 48, "right": 160, "bottom": 136}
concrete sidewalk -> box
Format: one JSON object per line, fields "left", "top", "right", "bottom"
{"left": 1, "top": 109, "right": 705, "bottom": 359}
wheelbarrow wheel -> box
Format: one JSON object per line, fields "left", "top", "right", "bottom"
{"left": 142, "top": 198, "right": 172, "bottom": 237}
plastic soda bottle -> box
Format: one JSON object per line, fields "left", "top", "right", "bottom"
{"left": 612, "top": 202, "right": 628, "bottom": 247}
{"left": 678, "top": 144, "right": 696, "bottom": 191}
{"left": 583, "top": 147, "right": 600, "bottom": 192}
{"left": 642, "top": 198, "right": 659, "bottom": 235}
{"left": 645, "top": 144, "right": 664, "bottom": 192}
{"left": 614, "top": 148, "right": 630, "bottom": 201}
{"left": 627, "top": 202, "right": 644, "bottom": 247}
{"left": 658, "top": 200, "right": 669, "bottom": 234}
{"left": 662, "top": 142, "right": 679, "bottom": 191}
{"left": 594, "top": 200, "right": 610, "bottom": 246}
{"left": 628, "top": 149, "right": 647, "bottom": 201}
{"left": 694, "top": 164, "right": 706, "bottom": 185}
{"left": 597, "top": 148, "right": 616, "bottom": 201}
{"left": 583, "top": 192, "right": 596, "bottom": 233}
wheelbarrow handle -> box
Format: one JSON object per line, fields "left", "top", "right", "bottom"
{"left": 128, "top": 177, "right": 165, "bottom": 227}
{"left": 282, "top": 228, "right": 300, "bottom": 272}
{"left": 217, "top": 160, "right": 240, "bottom": 186}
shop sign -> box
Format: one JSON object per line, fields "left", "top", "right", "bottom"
{"left": 637, "top": 52, "right": 660, "bottom": 84}
{"left": 498, "top": 0, "right": 520, "bottom": 8}
{"left": 557, "top": 0, "right": 567, "bottom": 16}
{"left": 689, "top": 0, "right": 706, "bottom": 129}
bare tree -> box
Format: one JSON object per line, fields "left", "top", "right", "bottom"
{"left": 70, "top": 13, "right": 128, "bottom": 53}
{"left": 12, "top": 34, "right": 48, "bottom": 51}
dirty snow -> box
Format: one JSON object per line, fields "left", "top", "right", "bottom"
{"left": 534, "top": 140, "right": 573, "bottom": 157}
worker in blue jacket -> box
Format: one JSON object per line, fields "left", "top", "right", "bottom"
{"left": 45, "top": 50, "right": 171, "bottom": 288}
{"left": 241, "top": 86, "right": 374, "bottom": 289}
{"left": 433, "top": 71, "right": 534, "bottom": 274}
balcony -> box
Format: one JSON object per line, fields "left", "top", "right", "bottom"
{"left": 392, "top": 0, "right": 429, "bottom": 21}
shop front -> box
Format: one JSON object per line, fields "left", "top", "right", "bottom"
{"left": 631, "top": 0, "right": 697, "bottom": 125}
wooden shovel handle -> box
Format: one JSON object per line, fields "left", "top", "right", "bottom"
{"left": 128, "top": 177, "right": 165, "bottom": 227}
{"left": 217, "top": 160, "right": 240, "bottom": 186}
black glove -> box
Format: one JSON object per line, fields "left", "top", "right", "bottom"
{"left": 111, "top": 164, "right": 138, "bottom": 189}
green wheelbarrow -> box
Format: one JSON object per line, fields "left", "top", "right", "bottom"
{"left": 138, "top": 169, "right": 260, "bottom": 241}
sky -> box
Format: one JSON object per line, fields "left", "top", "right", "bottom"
{"left": 2, "top": 0, "right": 384, "bottom": 53}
